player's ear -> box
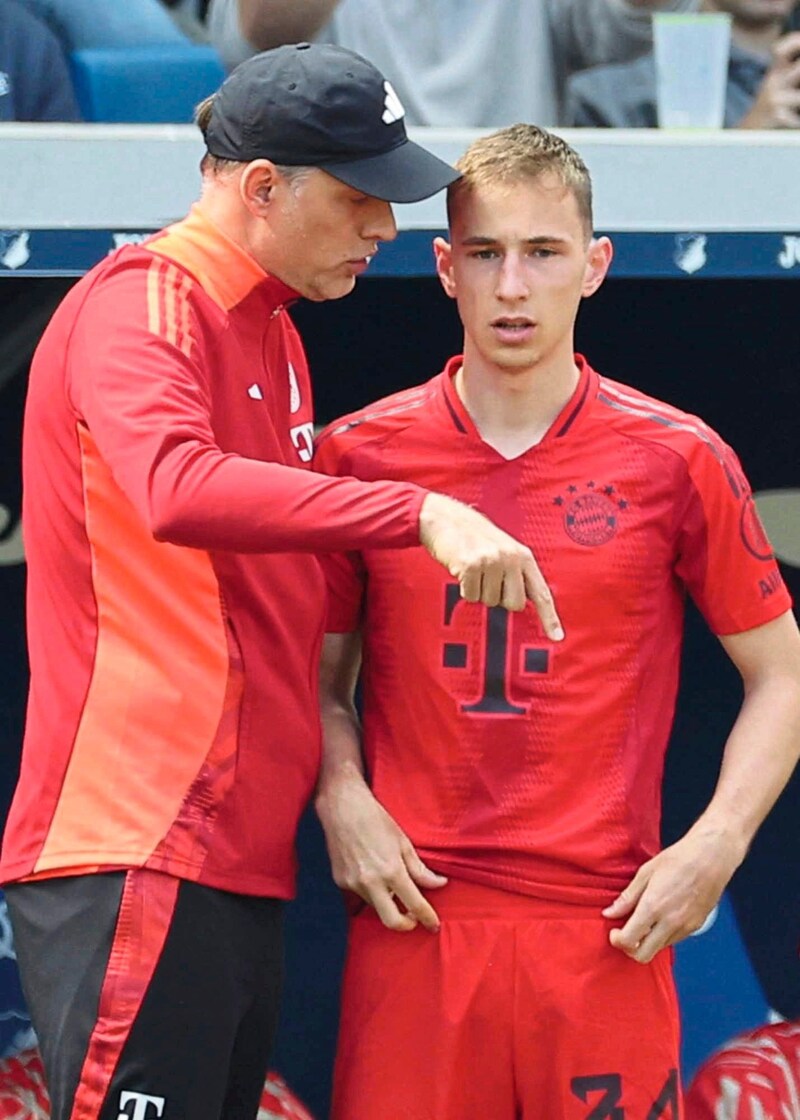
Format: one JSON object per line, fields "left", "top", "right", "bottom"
{"left": 434, "top": 236, "right": 457, "bottom": 299}
{"left": 582, "top": 236, "right": 613, "bottom": 298}
{"left": 240, "top": 160, "right": 281, "bottom": 215}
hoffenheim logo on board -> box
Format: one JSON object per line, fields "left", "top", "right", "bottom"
{"left": 382, "top": 81, "right": 405, "bottom": 125}
{"left": 0, "top": 231, "right": 30, "bottom": 270}
{"left": 110, "top": 233, "right": 151, "bottom": 253}
{"left": 673, "top": 233, "right": 707, "bottom": 275}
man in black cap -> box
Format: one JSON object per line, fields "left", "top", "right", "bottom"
{"left": 0, "top": 42, "right": 561, "bottom": 1120}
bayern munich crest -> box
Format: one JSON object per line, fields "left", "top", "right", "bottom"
{"left": 554, "top": 482, "right": 628, "bottom": 547}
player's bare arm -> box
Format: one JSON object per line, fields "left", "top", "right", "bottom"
{"left": 315, "top": 631, "right": 447, "bottom": 933}
{"left": 604, "top": 609, "right": 800, "bottom": 963}
{"left": 419, "top": 492, "right": 564, "bottom": 637}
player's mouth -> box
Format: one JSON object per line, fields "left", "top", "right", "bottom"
{"left": 491, "top": 316, "right": 536, "bottom": 344}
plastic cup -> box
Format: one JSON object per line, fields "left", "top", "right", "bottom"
{"left": 653, "top": 13, "right": 732, "bottom": 129}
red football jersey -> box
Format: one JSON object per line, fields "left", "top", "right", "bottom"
{"left": 315, "top": 356, "right": 791, "bottom": 905}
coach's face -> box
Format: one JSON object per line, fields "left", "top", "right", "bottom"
{"left": 434, "top": 176, "right": 611, "bottom": 378}
{"left": 252, "top": 167, "right": 397, "bottom": 301}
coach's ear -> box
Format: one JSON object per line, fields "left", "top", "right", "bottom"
{"left": 434, "top": 236, "right": 456, "bottom": 299}
{"left": 239, "top": 159, "right": 281, "bottom": 216}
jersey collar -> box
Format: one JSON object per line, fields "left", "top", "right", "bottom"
{"left": 439, "top": 353, "right": 598, "bottom": 449}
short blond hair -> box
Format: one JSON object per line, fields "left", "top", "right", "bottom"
{"left": 447, "top": 123, "right": 593, "bottom": 240}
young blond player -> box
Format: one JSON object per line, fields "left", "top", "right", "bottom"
{"left": 314, "top": 124, "right": 800, "bottom": 1119}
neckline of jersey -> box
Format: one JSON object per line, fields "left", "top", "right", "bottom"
{"left": 438, "top": 353, "right": 598, "bottom": 460}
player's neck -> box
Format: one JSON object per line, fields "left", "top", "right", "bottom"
{"left": 455, "top": 347, "right": 581, "bottom": 459}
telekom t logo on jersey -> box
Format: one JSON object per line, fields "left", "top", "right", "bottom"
{"left": 443, "top": 583, "right": 549, "bottom": 715}
{"left": 117, "top": 1091, "right": 165, "bottom": 1120}
{"left": 290, "top": 422, "right": 314, "bottom": 463}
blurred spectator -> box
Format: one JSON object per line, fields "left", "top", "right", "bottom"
{"left": 0, "top": 0, "right": 80, "bottom": 121}
{"left": 567, "top": 0, "right": 800, "bottom": 127}
{"left": 684, "top": 1019, "right": 800, "bottom": 1119}
{"left": 14, "top": 0, "right": 192, "bottom": 50}
{"left": 206, "top": 0, "right": 697, "bottom": 125}
{"left": 0, "top": 1048, "right": 317, "bottom": 1119}
{"left": 160, "top": 0, "right": 212, "bottom": 43}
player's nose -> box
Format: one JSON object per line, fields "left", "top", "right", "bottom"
{"left": 496, "top": 254, "right": 529, "bottom": 301}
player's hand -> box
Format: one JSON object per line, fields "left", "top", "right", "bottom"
{"left": 418, "top": 492, "right": 564, "bottom": 639}
{"left": 601, "top": 827, "right": 746, "bottom": 963}
{"left": 738, "top": 32, "right": 800, "bottom": 129}
{"left": 316, "top": 772, "right": 447, "bottom": 932}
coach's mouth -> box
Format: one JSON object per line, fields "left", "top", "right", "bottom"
{"left": 346, "top": 256, "right": 373, "bottom": 276}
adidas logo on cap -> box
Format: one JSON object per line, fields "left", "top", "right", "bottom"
{"left": 382, "top": 81, "right": 405, "bottom": 125}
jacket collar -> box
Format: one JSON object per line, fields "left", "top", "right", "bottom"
{"left": 150, "top": 203, "right": 299, "bottom": 313}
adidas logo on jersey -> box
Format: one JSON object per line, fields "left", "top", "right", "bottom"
{"left": 382, "top": 82, "right": 405, "bottom": 125}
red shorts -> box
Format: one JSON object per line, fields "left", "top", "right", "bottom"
{"left": 332, "top": 880, "right": 681, "bottom": 1120}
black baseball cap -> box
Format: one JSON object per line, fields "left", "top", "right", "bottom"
{"left": 204, "top": 42, "right": 460, "bottom": 204}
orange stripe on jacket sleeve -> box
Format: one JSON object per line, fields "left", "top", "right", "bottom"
{"left": 177, "top": 270, "right": 193, "bottom": 358}
{"left": 146, "top": 257, "right": 163, "bottom": 337}
{"left": 146, "top": 258, "right": 196, "bottom": 359}
{"left": 163, "top": 262, "right": 178, "bottom": 347}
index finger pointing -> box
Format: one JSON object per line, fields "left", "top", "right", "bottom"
{"left": 522, "top": 563, "right": 563, "bottom": 641}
